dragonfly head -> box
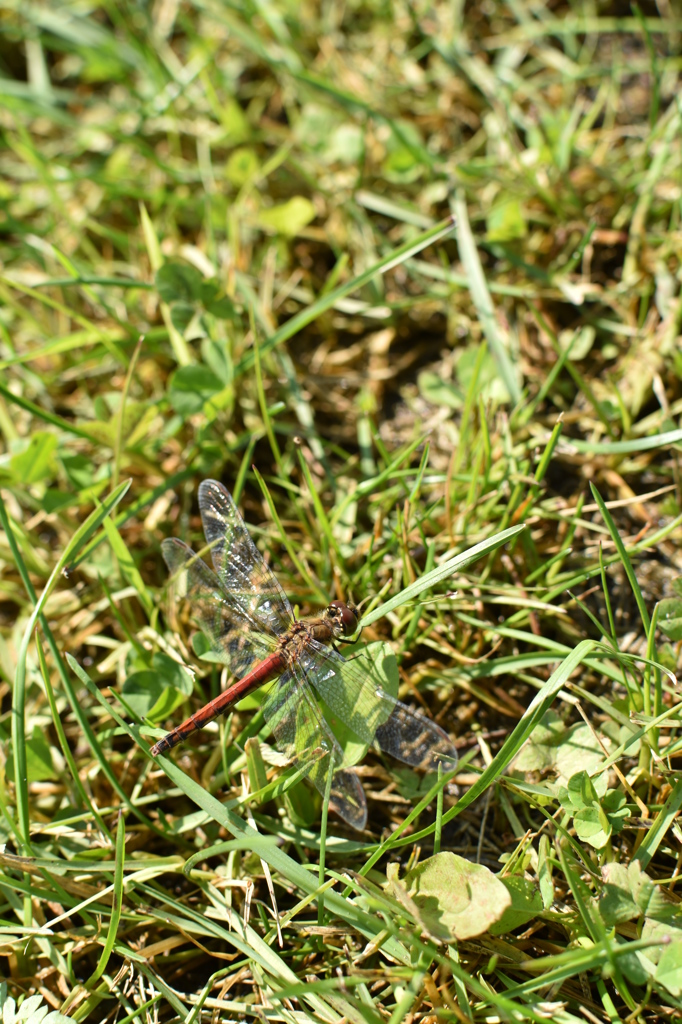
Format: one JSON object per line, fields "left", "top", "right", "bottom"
{"left": 326, "top": 600, "right": 359, "bottom": 637}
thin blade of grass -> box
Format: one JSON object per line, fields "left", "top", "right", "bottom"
{"left": 453, "top": 193, "right": 521, "bottom": 406}
{"left": 236, "top": 217, "right": 456, "bottom": 376}
{"left": 391, "top": 639, "right": 602, "bottom": 847}
{"left": 359, "top": 523, "right": 526, "bottom": 628}
{"left": 79, "top": 810, "right": 126, "bottom": 991}
{"left": 8, "top": 480, "right": 131, "bottom": 852}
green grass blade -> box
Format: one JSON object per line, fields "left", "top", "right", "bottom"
{"left": 81, "top": 810, "right": 125, "bottom": 989}
{"left": 236, "top": 217, "right": 456, "bottom": 376}
{"left": 359, "top": 523, "right": 526, "bottom": 628}
{"left": 453, "top": 193, "right": 521, "bottom": 406}
{"left": 9, "top": 481, "right": 130, "bottom": 850}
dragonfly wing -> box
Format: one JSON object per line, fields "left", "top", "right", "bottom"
{"left": 162, "top": 537, "right": 276, "bottom": 677}
{"left": 198, "top": 480, "right": 294, "bottom": 638}
{"left": 303, "top": 642, "right": 458, "bottom": 772}
{"left": 262, "top": 666, "right": 368, "bottom": 830}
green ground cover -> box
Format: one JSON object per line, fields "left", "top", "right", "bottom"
{"left": 0, "top": 0, "right": 681, "bottom": 1020}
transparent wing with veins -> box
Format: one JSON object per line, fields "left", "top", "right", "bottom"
{"left": 162, "top": 479, "right": 294, "bottom": 675}
{"left": 198, "top": 479, "right": 294, "bottom": 640}
{"left": 300, "top": 642, "right": 458, "bottom": 772}
{"left": 262, "top": 665, "right": 367, "bottom": 830}
{"left": 161, "top": 537, "right": 278, "bottom": 679}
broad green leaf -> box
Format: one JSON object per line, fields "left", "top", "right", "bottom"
{"left": 193, "top": 629, "right": 229, "bottom": 664}
{"left": 657, "top": 597, "right": 682, "bottom": 640}
{"left": 602, "top": 789, "right": 630, "bottom": 830}
{"left": 221, "top": 98, "right": 251, "bottom": 143}
{"left": 629, "top": 860, "right": 674, "bottom": 919}
{"left": 600, "top": 861, "right": 674, "bottom": 927}
{"left": 393, "top": 765, "right": 449, "bottom": 803}
{"left": 655, "top": 940, "right": 682, "bottom": 997}
{"left": 234, "top": 679, "right": 276, "bottom": 711}
{"left": 169, "top": 300, "right": 196, "bottom": 333}
{"left": 122, "top": 652, "right": 194, "bottom": 722}
{"left": 515, "top": 714, "right": 612, "bottom": 793}
{"left": 0, "top": 987, "right": 72, "bottom": 1024}
{"left": 153, "top": 653, "right": 195, "bottom": 695}
{"left": 389, "top": 851, "right": 511, "bottom": 941}
{"left": 203, "top": 385, "right": 234, "bottom": 421}
{"left": 122, "top": 671, "right": 183, "bottom": 722}
{"left": 486, "top": 196, "right": 527, "bottom": 242}
{"left": 560, "top": 772, "right": 629, "bottom": 848}
{"left": 618, "top": 944, "right": 653, "bottom": 987}
{"left": 381, "top": 121, "right": 426, "bottom": 182}
{"left": 72, "top": 400, "right": 153, "bottom": 449}
{"left": 489, "top": 876, "right": 543, "bottom": 935}
{"left": 43, "top": 488, "right": 81, "bottom": 514}
{"left": 574, "top": 806, "right": 611, "bottom": 849}
{"left": 383, "top": 145, "right": 422, "bottom": 183}
{"left": 18, "top": 993, "right": 48, "bottom": 1023}
{"left": 168, "top": 365, "right": 224, "bottom": 416}
{"left": 8, "top": 431, "right": 58, "bottom": 484}
{"left": 512, "top": 710, "right": 566, "bottom": 773}
{"left": 599, "top": 863, "right": 639, "bottom": 925}
{"left": 283, "top": 776, "right": 319, "bottom": 828}
{"left": 324, "top": 124, "right": 363, "bottom": 164}
{"left": 317, "top": 698, "right": 368, "bottom": 771}
{"left": 12, "top": 995, "right": 68, "bottom": 1024}
{"left": 257, "top": 196, "right": 316, "bottom": 237}
{"left": 60, "top": 452, "right": 95, "bottom": 489}
{"left": 200, "top": 283, "right": 239, "bottom": 321}
{"left": 563, "top": 769, "right": 600, "bottom": 812}
{"left": 80, "top": 47, "right": 128, "bottom": 83}
{"left": 155, "top": 262, "right": 203, "bottom": 303}
{"left": 554, "top": 724, "right": 613, "bottom": 786}
{"left": 418, "top": 371, "right": 463, "bottom": 409}
{"left": 7, "top": 726, "right": 56, "bottom": 783}
{"left": 642, "top": 917, "right": 682, "bottom": 966}
{"left": 225, "top": 146, "right": 259, "bottom": 186}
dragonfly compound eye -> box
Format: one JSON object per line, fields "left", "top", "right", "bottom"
{"left": 328, "top": 600, "right": 358, "bottom": 635}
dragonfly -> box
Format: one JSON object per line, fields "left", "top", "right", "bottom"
{"left": 150, "top": 480, "right": 457, "bottom": 829}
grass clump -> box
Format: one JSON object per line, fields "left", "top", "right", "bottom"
{"left": 0, "top": 1, "right": 681, "bottom": 1021}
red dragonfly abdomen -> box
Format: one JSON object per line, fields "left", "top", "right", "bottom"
{"left": 150, "top": 650, "right": 287, "bottom": 757}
